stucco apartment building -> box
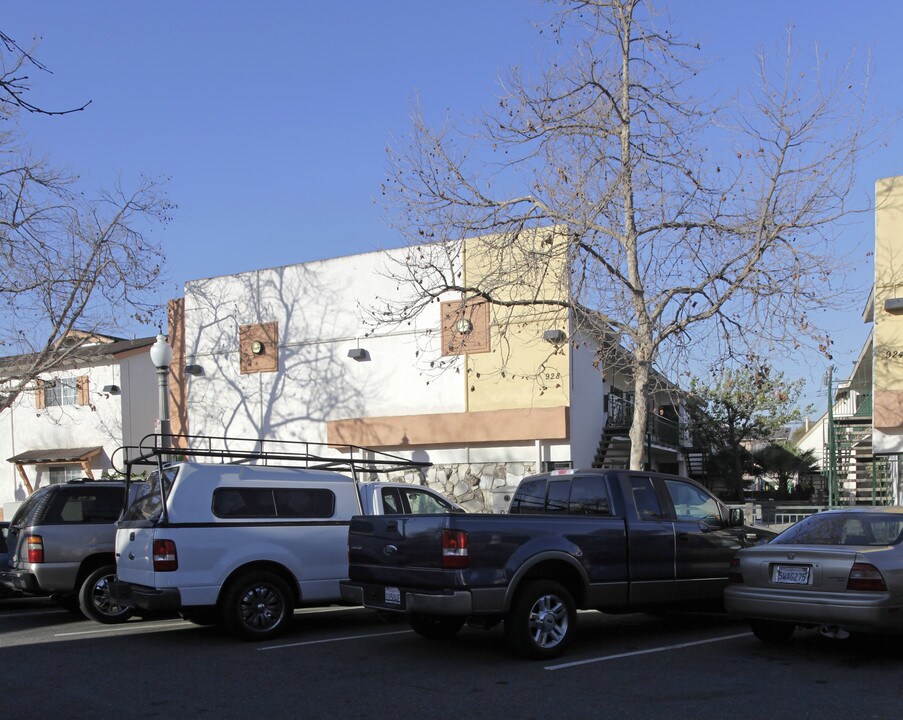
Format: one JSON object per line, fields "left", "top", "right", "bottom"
{"left": 0, "top": 333, "right": 158, "bottom": 518}
{"left": 165, "top": 229, "right": 689, "bottom": 511}
{"left": 797, "top": 175, "right": 903, "bottom": 505}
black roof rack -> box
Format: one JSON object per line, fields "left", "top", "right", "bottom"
{"left": 64, "top": 477, "right": 124, "bottom": 484}
{"left": 113, "top": 433, "right": 431, "bottom": 477}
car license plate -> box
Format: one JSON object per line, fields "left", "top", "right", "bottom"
{"left": 773, "top": 565, "right": 810, "bottom": 585}
{"left": 384, "top": 586, "right": 401, "bottom": 605}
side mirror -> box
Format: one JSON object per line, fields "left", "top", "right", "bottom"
{"left": 728, "top": 507, "right": 745, "bottom": 527}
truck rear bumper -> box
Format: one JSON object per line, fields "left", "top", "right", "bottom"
{"left": 341, "top": 581, "right": 473, "bottom": 616}
{"left": 111, "top": 579, "right": 182, "bottom": 613}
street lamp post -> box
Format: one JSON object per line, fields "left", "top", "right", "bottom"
{"left": 150, "top": 333, "right": 173, "bottom": 451}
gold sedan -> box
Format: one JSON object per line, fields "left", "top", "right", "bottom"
{"left": 724, "top": 507, "right": 903, "bottom": 643}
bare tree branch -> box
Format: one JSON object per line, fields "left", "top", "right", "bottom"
{"left": 0, "top": 35, "right": 171, "bottom": 411}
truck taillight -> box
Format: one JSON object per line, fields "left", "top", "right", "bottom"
{"left": 26, "top": 534, "right": 44, "bottom": 563}
{"left": 153, "top": 539, "right": 178, "bottom": 572}
{"left": 728, "top": 557, "right": 743, "bottom": 584}
{"left": 847, "top": 562, "right": 886, "bottom": 591}
{"left": 441, "top": 529, "right": 469, "bottom": 569}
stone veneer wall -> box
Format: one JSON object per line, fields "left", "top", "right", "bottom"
{"left": 384, "top": 462, "right": 536, "bottom": 513}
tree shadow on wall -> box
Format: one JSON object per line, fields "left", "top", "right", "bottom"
{"left": 181, "top": 263, "right": 391, "bottom": 445}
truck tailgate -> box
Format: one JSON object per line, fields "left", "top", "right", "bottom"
{"left": 114, "top": 526, "right": 157, "bottom": 587}
{"left": 347, "top": 515, "right": 453, "bottom": 584}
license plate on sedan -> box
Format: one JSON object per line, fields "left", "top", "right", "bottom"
{"left": 384, "top": 586, "right": 402, "bottom": 605}
{"left": 772, "top": 565, "right": 811, "bottom": 585}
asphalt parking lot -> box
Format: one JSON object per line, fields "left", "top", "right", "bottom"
{"left": 2, "top": 596, "right": 902, "bottom": 720}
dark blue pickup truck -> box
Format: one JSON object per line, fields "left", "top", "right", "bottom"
{"left": 340, "top": 468, "right": 772, "bottom": 659}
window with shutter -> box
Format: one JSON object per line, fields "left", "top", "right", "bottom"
{"left": 45, "top": 378, "right": 78, "bottom": 407}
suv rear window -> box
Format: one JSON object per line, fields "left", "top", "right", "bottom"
{"left": 45, "top": 487, "right": 124, "bottom": 524}
{"left": 212, "top": 488, "right": 335, "bottom": 519}
{"left": 9, "top": 488, "right": 50, "bottom": 528}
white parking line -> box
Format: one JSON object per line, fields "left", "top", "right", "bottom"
{"left": 55, "top": 620, "right": 188, "bottom": 638}
{"left": 544, "top": 632, "right": 752, "bottom": 670}
{"left": 293, "top": 606, "right": 362, "bottom": 615}
{"left": 259, "top": 629, "right": 411, "bottom": 651}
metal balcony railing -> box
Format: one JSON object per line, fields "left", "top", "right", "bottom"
{"left": 606, "top": 394, "right": 685, "bottom": 448}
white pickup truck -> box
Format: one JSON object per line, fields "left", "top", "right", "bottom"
{"left": 111, "top": 436, "right": 460, "bottom": 640}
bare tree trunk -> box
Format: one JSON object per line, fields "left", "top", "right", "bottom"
{"left": 629, "top": 364, "right": 650, "bottom": 470}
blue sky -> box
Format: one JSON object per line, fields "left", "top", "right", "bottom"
{"left": 5, "top": 1, "right": 902, "bottom": 409}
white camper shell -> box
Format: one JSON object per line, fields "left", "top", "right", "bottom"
{"left": 111, "top": 434, "right": 459, "bottom": 639}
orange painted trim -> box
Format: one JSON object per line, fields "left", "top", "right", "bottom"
{"left": 327, "top": 406, "right": 569, "bottom": 448}
{"left": 874, "top": 389, "right": 903, "bottom": 429}
{"left": 14, "top": 463, "right": 34, "bottom": 495}
{"left": 168, "top": 298, "right": 187, "bottom": 440}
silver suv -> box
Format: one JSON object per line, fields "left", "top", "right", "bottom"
{"left": 0, "top": 480, "right": 132, "bottom": 623}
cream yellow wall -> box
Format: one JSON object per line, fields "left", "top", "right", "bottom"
{"left": 873, "top": 176, "right": 903, "bottom": 435}
{"left": 462, "top": 228, "right": 571, "bottom": 412}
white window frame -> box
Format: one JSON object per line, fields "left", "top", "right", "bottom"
{"left": 47, "top": 465, "right": 84, "bottom": 485}
{"left": 45, "top": 378, "right": 78, "bottom": 407}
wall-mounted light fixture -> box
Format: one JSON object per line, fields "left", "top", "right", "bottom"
{"left": 101, "top": 385, "right": 121, "bottom": 395}
{"left": 885, "top": 298, "right": 903, "bottom": 313}
{"left": 185, "top": 364, "right": 204, "bottom": 376}
{"left": 347, "top": 347, "right": 370, "bottom": 362}
{"left": 543, "top": 329, "right": 567, "bottom": 345}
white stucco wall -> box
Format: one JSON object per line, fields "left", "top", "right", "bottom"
{"left": 874, "top": 429, "right": 903, "bottom": 456}
{"left": 0, "top": 353, "right": 157, "bottom": 511}
{"left": 182, "top": 248, "right": 467, "bottom": 443}
{"left": 120, "top": 352, "right": 160, "bottom": 449}
{"left": 796, "top": 415, "right": 827, "bottom": 469}
{"left": 568, "top": 335, "right": 605, "bottom": 468}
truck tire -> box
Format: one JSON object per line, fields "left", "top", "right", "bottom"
{"left": 409, "top": 614, "right": 466, "bottom": 640}
{"left": 749, "top": 619, "right": 796, "bottom": 644}
{"left": 78, "top": 565, "right": 134, "bottom": 624}
{"left": 221, "top": 571, "right": 292, "bottom": 641}
{"left": 505, "top": 580, "right": 576, "bottom": 660}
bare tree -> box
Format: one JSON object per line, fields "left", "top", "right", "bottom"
{"left": 0, "top": 30, "right": 89, "bottom": 116}
{"left": 374, "top": 0, "right": 873, "bottom": 470}
{"left": 0, "top": 32, "right": 171, "bottom": 411}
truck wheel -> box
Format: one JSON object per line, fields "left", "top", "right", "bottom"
{"left": 505, "top": 580, "right": 576, "bottom": 660}
{"left": 78, "top": 565, "right": 134, "bottom": 624}
{"left": 221, "top": 572, "right": 292, "bottom": 641}
{"left": 749, "top": 619, "right": 796, "bottom": 644}
{"left": 409, "top": 614, "right": 466, "bottom": 640}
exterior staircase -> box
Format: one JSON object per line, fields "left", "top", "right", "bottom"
{"left": 591, "top": 425, "right": 630, "bottom": 469}
{"left": 826, "top": 391, "right": 893, "bottom": 505}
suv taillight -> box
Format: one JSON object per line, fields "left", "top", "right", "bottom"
{"left": 26, "top": 534, "right": 44, "bottom": 563}
{"left": 441, "top": 529, "right": 469, "bottom": 569}
{"left": 728, "top": 557, "right": 743, "bottom": 584}
{"left": 847, "top": 562, "right": 886, "bottom": 591}
{"left": 153, "top": 539, "right": 178, "bottom": 572}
